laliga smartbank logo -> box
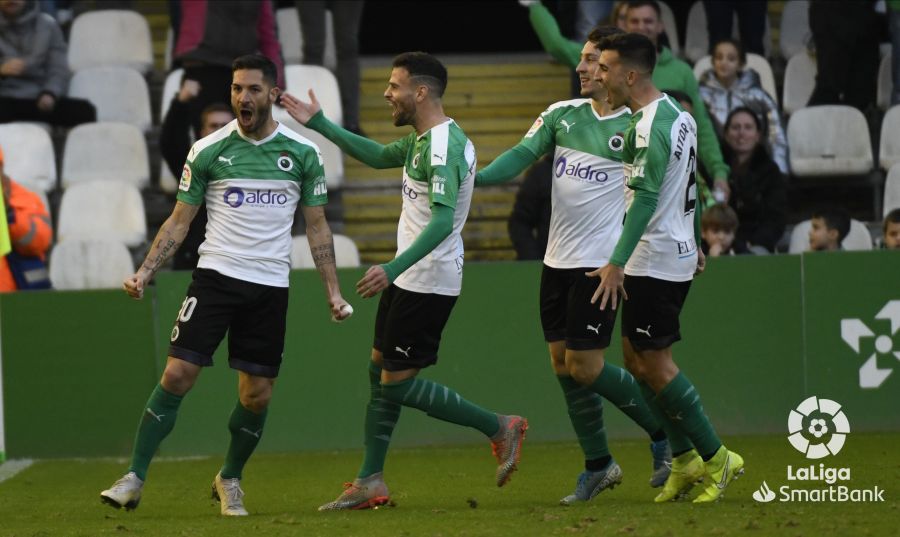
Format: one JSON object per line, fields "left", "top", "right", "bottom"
{"left": 752, "top": 396, "right": 884, "bottom": 503}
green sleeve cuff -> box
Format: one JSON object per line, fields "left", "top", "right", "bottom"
{"left": 382, "top": 203, "right": 454, "bottom": 282}
{"left": 306, "top": 110, "right": 398, "bottom": 168}
{"left": 610, "top": 190, "right": 658, "bottom": 266}
{"left": 476, "top": 145, "right": 539, "bottom": 187}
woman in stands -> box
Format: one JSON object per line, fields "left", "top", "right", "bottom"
{"left": 720, "top": 107, "right": 788, "bottom": 254}
{"left": 698, "top": 38, "right": 788, "bottom": 174}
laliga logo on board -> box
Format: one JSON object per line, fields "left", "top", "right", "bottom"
{"left": 841, "top": 300, "right": 900, "bottom": 389}
{"left": 751, "top": 397, "right": 884, "bottom": 503}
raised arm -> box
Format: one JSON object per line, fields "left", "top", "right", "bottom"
{"left": 281, "top": 90, "right": 407, "bottom": 169}
{"left": 525, "top": 2, "right": 582, "bottom": 68}
{"left": 124, "top": 201, "right": 199, "bottom": 299}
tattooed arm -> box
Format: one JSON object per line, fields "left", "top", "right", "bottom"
{"left": 123, "top": 201, "right": 199, "bottom": 299}
{"left": 301, "top": 204, "right": 350, "bottom": 320}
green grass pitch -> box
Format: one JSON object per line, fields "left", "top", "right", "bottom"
{"left": 1, "top": 434, "right": 896, "bottom": 537}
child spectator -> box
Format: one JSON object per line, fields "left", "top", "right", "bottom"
{"left": 883, "top": 208, "right": 900, "bottom": 249}
{"left": 809, "top": 208, "right": 851, "bottom": 252}
{"left": 700, "top": 203, "right": 747, "bottom": 256}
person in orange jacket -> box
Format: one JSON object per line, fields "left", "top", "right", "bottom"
{"left": 0, "top": 144, "right": 52, "bottom": 291}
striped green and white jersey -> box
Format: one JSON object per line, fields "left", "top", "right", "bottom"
{"left": 383, "top": 119, "right": 474, "bottom": 296}
{"left": 519, "top": 99, "right": 631, "bottom": 269}
{"left": 623, "top": 94, "right": 699, "bottom": 282}
{"left": 176, "top": 120, "right": 328, "bottom": 287}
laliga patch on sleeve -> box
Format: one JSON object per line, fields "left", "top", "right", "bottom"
{"left": 179, "top": 164, "right": 192, "bottom": 192}
{"left": 524, "top": 116, "right": 544, "bottom": 138}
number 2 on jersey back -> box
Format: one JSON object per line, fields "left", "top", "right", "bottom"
{"left": 683, "top": 146, "right": 697, "bottom": 215}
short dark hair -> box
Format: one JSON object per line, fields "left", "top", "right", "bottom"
{"left": 392, "top": 51, "right": 448, "bottom": 97}
{"left": 885, "top": 208, "right": 900, "bottom": 232}
{"left": 626, "top": 0, "right": 661, "bottom": 19}
{"left": 232, "top": 54, "right": 278, "bottom": 87}
{"left": 712, "top": 38, "right": 746, "bottom": 65}
{"left": 597, "top": 32, "right": 657, "bottom": 73}
{"left": 201, "top": 102, "right": 233, "bottom": 124}
{"left": 702, "top": 203, "right": 739, "bottom": 232}
{"left": 812, "top": 208, "right": 851, "bottom": 242}
{"left": 663, "top": 89, "right": 692, "bottom": 107}
{"left": 587, "top": 25, "right": 624, "bottom": 46}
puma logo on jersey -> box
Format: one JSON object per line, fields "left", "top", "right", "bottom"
{"left": 145, "top": 408, "right": 165, "bottom": 422}
{"left": 218, "top": 155, "right": 235, "bottom": 166}
{"left": 240, "top": 427, "right": 262, "bottom": 439}
{"left": 433, "top": 153, "right": 445, "bottom": 162}
{"left": 635, "top": 324, "right": 652, "bottom": 337}
{"left": 395, "top": 346, "right": 412, "bottom": 358}
{"left": 586, "top": 323, "right": 602, "bottom": 334}
{"left": 560, "top": 120, "right": 576, "bottom": 133}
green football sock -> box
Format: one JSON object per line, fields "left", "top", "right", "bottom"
{"left": 220, "top": 401, "right": 268, "bottom": 479}
{"left": 381, "top": 377, "right": 500, "bottom": 437}
{"left": 639, "top": 381, "right": 693, "bottom": 455}
{"left": 557, "top": 375, "right": 610, "bottom": 460}
{"left": 656, "top": 373, "right": 722, "bottom": 459}
{"left": 586, "top": 362, "right": 664, "bottom": 439}
{"left": 128, "top": 383, "right": 184, "bottom": 481}
{"left": 358, "top": 362, "right": 401, "bottom": 479}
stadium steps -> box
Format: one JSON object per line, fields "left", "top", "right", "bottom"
{"left": 347, "top": 60, "right": 569, "bottom": 263}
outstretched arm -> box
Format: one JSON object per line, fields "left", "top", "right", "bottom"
{"left": 476, "top": 145, "right": 540, "bottom": 187}
{"left": 301, "top": 204, "right": 352, "bottom": 321}
{"left": 282, "top": 90, "right": 405, "bottom": 169}
{"left": 526, "top": 2, "right": 582, "bottom": 68}
{"left": 124, "top": 201, "right": 199, "bottom": 299}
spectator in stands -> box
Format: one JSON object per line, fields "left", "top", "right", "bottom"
{"left": 160, "top": 77, "right": 234, "bottom": 270}
{"left": 808, "top": 207, "right": 850, "bottom": 252}
{"left": 170, "top": 0, "right": 283, "bottom": 136}
{"left": 808, "top": 0, "right": 880, "bottom": 112}
{"left": 0, "top": 0, "right": 94, "bottom": 126}
{"left": 890, "top": 1, "right": 900, "bottom": 106}
{"left": 700, "top": 203, "right": 747, "bottom": 257}
{"left": 721, "top": 107, "right": 787, "bottom": 253}
{"left": 0, "top": 144, "right": 51, "bottom": 291}
{"left": 883, "top": 208, "right": 900, "bottom": 249}
{"left": 610, "top": 1, "right": 628, "bottom": 30}
{"left": 698, "top": 38, "right": 788, "bottom": 174}
{"left": 624, "top": 0, "right": 732, "bottom": 200}
{"left": 507, "top": 155, "right": 551, "bottom": 260}
{"left": 704, "top": 1, "right": 767, "bottom": 56}
{"left": 296, "top": 1, "right": 365, "bottom": 134}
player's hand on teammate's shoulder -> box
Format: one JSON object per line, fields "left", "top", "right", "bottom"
{"left": 586, "top": 263, "right": 627, "bottom": 311}
{"left": 356, "top": 265, "right": 389, "bottom": 299}
{"left": 281, "top": 89, "right": 321, "bottom": 125}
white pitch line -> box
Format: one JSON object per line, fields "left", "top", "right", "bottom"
{"left": 0, "top": 459, "right": 34, "bottom": 484}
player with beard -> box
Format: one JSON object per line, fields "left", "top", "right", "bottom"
{"left": 475, "top": 25, "right": 671, "bottom": 505}
{"left": 281, "top": 51, "right": 528, "bottom": 510}
{"left": 100, "top": 54, "right": 351, "bottom": 516}
{"left": 591, "top": 33, "right": 744, "bottom": 503}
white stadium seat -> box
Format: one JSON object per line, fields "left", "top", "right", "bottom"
{"left": 880, "top": 106, "right": 900, "bottom": 171}
{"left": 291, "top": 234, "right": 360, "bottom": 269}
{"left": 56, "top": 181, "right": 147, "bottom": 248}
{"left": 276, "top": 7, "right": 337, "bottom": 69}
{"left": 788, "top": 219, "right": 874, "bottom": 253}
{"left": 62, "top": 123, "right": 150, "bottom": 189}
{"left": 780, "top": 1, "right": 811, "bottom": 60}
{"left": 658, "top": 1, "right": 680, "bottom": 59}
{"left": 68, "top": 66, "right": 152, "bottom": 132}
{"left": 67, "top": 10, "right": 153, "bottom": 73}
{"left": 884, "top": 164, "right": 900, "bottom": 218}
{"left": 692, "top": 53, "right": 777, "bottom": 103}
{"left": 783, "top": 52, "right": 817, "bottom": 115}
{"left": 274, "top": 65, "right": 344, "bottom": 189}
{"left": 50, "top": 238, "right": 135, "bottom": 290}
{"left": 160, "top": 68, "right": 184, "bottom": 121}
{"left": 0, "top": 123, "right": 57, "bottom": 193}
{"left": 877, "top": 52, "right": 893, "bottom": 112}
{"left": 787, "top": 106, "right": 873, "bottom": 176}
